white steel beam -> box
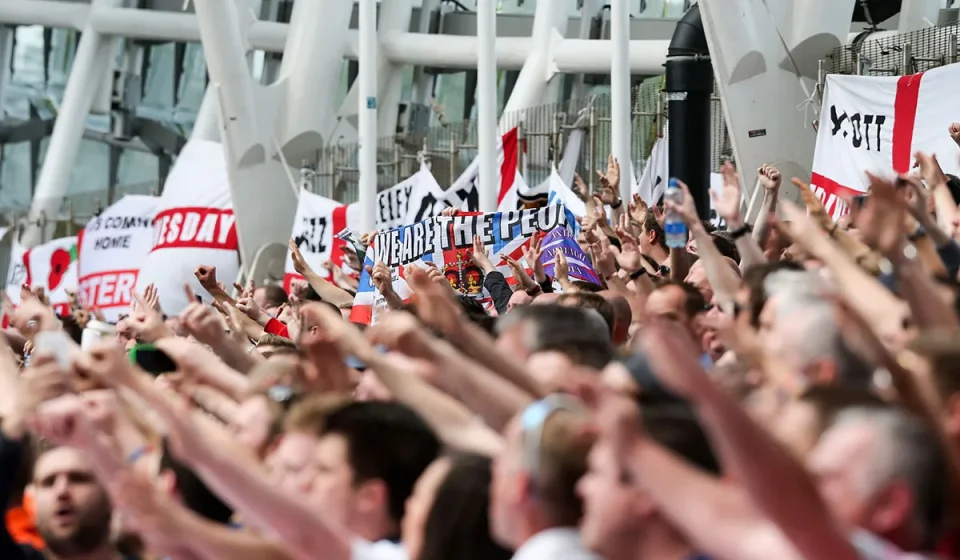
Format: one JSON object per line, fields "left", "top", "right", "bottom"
{"left": 358, "top": 0, "right": 378, "bottom": 233}
{"left": 500, "top": 0, "right": 564, "bottom": 123}
{"left": 477, "top": 0, "right": 498, "bottom": 212}
{"left": 610, "top": 0, "right": 633, "bottom": 204}
{"left": 193, "top": 0, "right": 263, "bottom": 167}
{"left": 22, "top": 0, "right": 125, "bottom": 247}
{"left": 272, "top": 0, "right": 352, "bottom": 164}
{"left": 0, "top": 1, "right": 673, "bottom": 75}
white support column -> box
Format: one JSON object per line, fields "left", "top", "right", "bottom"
{"left": 610, "top": 0, "right": 633, "bottom": 205}
{"left": 358, "top": 0, "right": 378, "bottom": 232}
{"left": 500, "top": 0, "right": 563, "bottom": 124}
{"left": 23, "top": 0, "right": 124, "bottom": 247}
{"left": 477, "top": 0, "right": 498, "bottom": 213}
{"left": 193, "top": 0, "right": 263, "bottom": 167}
{"left": 273, "top": 0, "right": 352, "bottom": 165}
{"left": 0, "top": 26, "right": 13, "bottom": 114}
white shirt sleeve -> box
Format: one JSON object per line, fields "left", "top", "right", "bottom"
{"left": 351, "top": 540, "right": 409, "bottom": 560}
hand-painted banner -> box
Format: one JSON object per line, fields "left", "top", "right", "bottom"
{"left": 284, "top": 189, "right": 361, "bottom": 291}
{"left": 77, "top": 195, "right": 158, "bottom": 320}
{"left": 375, "top": 164, "right": 446, "bottom": 231}
{"left": 811, "top": 63, "right": 960, "bottom": 219}
{"left": 350, "top": 205, "right": 593, "bottom": 324}
{"left": 25, "top": 236, "right": 79, "bottom": 316}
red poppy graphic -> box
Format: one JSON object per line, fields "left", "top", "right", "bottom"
{"left": 48, "top": 248, "right": 71, "bottom": 291}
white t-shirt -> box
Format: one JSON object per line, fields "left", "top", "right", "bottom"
{"left": 352, "top": 539, "right": 409, "bottom": 560}
{"left": 512, "top": 527, "right": 599, "bottom": 560}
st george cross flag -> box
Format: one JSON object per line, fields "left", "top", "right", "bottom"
{"left": 811, "top": 63, "right": 960, "bottom": 220}
{"left": 447, "top": 127, "right": 527, "bottom": 213}
{"left": 350, "top": 205, "right": 572, "bottom": 325}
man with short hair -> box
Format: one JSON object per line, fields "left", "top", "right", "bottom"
{"left": 495, "top": 305, "right": 614, "bottom": 370}
{"left": 639, "top": 209, "right": 669, "bottom": 267}
{"left": 644, "top": 280, "right": 706, "bottom": 342}
{"left": 578, "top": 403, "right": 720, "bottom": 560}
{"left": 1, "top": 440, "right": 120, "bottom": 560}
{"left": 254, "top": 285, "right": 288, "bottom": 317}
{"left": 808, "top": 406, "right": 948, "bottom": 554}
{"left": 490, "top": 396, "right": 598, "bottom": 559}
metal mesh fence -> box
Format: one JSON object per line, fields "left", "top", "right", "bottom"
{"left": 303, "top": 77, "right": 731, "bottom": 204}
{"left": 828, "top": 24, "right": 960, "bottom": 76}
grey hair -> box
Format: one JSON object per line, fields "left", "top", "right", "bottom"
{"left": 764, "top": 273, "right": 873, "bottom": 387}
{"left": 832, "top": 407, "right": 947, "bottom": 548}
{"left": 762, "top": 269, "right": 832, "bottom": 300}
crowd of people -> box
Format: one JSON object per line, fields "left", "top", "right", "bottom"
{"left": 3, "top": 129, "right": 960, "bottom": 560}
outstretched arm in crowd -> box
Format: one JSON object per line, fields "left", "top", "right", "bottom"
{"left": 314, "top": 305, "right": 504, "bottom": 456}
{"left": 781, "top": 202, "right": 909, "bottom": 346}
{"left": 640, "top": 322, "right": 861, "bottom": 560}
{"left": 594, "top": 390, "right": 803, "bottom": 560}
{"left": 751, "top": 164, "right": 781, "bottom": 247}
{"left": 288, "top": 239, "right": 356, "bottom": 307}
{"left": 715, "top": 163, "right": 766, "bottom": 270}
{"left": 666, "top": 176, "right": 742, "bottom": 306}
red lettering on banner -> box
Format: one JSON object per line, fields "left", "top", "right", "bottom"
{"left": 78, "top": 270, "right": 139, "bottom": 309}
{"left": 810, "top": 173, "right": 864, "bottom": 222}
{"left": 152, "top": 208, "right": 238, "bottom": 251}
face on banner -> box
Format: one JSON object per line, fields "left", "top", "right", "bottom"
{"left": 351, "top": 205, "right": 573, "bottom": 325}
{"left": 77, "top": 195, "right": 158, "bottom": 320}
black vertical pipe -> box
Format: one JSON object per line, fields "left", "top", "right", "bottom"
{"left": 665, "top": 4, "right": 713, "bottom": 220}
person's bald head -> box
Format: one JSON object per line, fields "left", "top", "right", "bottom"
{"left": 598, "top": 290, "right": 632, "bottom": 346}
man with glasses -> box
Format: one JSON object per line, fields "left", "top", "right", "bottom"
{"left": 489, "top": 395, "right": 598, "bottom": 560}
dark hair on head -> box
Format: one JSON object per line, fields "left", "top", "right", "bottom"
{"left": 458, "top": 295, "right": 487, "bottom": 316}
{"left": 556, "top": 291, "right": 615, "bottom": 337}
{"left": 260, "top": 285, "right": 288, "bottom": 308}
{"left": 303, "top": 285, "right": 324, "bottom": 302}
{"left": 643, "top": 209, "right": 666, "bottom": 249}
{"left": 795, "top": 385, "right": 886, "bottom": 438}
{"left": 419, "top": 454, "right": 513, "bottom": 560}
{"left": 58, "top": 314, "right": 84, "bottom": 345}
{"left": 700, "top": 220, "right": 718, "bottom": 234}
{"left": 742, "top": 261, "right": 804, "bottom": 328}
{"left": 653, "top": 280, "right": 706, "bottom": 318}
{"left": 711, "top": 232, "right": 740, "bottom": 263}
{"left": 945, "top": 174, "right": 960, "bottom": 206}
{"left": 158, "top": 440, "right": 233, "bottom": 523}
{"left": 321, "top": 401, "right": 441, "bottom": 527}
{"left": 641, "top": 403, "right": 720, "bottom": 475}
{"left": 569, "top": 280, "right": 604, "bottom": 293}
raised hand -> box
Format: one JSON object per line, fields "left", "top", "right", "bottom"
{"left": 193, "top": 265, "right": 219, "bottom": 292}
{"left": 288, "top": 239, "right": 312, "bottom": 275}
{"left": 712, "top": 161, "right": 743, "bottom": 224}
{"left": 524, "top": 233, "right": 547, "bottom": 283}
{"left": 595, "top": 154, "right": 622, "bottom": 205}
{"left": 950, "top": 123, "right": 960, "bottom": 147}
{"left": 470, "top": 236, "right": 495, "bottom": 273}
{"left": 662, "top": 180, "right": 699, "bottom": 227}
{"left": 758, "top": 164, "right": 782, "bottom": 193}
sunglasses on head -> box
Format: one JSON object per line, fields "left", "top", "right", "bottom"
{"left": 520, "top": 395, "right": 585, "bottom": 487}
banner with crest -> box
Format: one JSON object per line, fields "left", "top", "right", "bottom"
{"left": 350, "top": 205, "right": 575, "bottom": 325}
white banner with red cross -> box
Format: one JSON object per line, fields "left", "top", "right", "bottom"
{"left": 811, "top": 63, "right": 960, "bottom": 220}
